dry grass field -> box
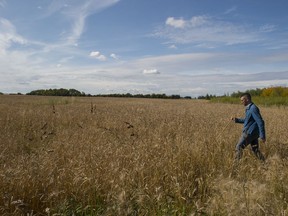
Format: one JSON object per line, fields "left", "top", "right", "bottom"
{"left": 0, "top": 95, "right": 288, "bottom": 215}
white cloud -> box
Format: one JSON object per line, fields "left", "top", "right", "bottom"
{"left": 89, "top": 51, "right": 107, "bottom": 61}
{"left": 165, "top": 16, "right": 208, "bottom": 29}
{"left": 142, "top": 69, "right": 160, "bottom": 74}
{"left": 110, "top": 53, "right": 119, "bottom": 60}
{"left": 89, "top": 51, "right": 119, "bottom": 61}
{"left": 168, "top": 44, "right": 177, "bottom": 49}
{"left": 89, "top": 51, "right": 100, "bottom": 57}
{"left": 166, "top": 17, "right": 186, "bottom": 28}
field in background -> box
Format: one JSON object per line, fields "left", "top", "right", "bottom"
{"left": 0, "top": 95, "right": 288, "bottom": 215}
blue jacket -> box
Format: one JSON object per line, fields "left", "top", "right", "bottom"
{"left": 235, "top": 103, "right": 266, "bottom": 140}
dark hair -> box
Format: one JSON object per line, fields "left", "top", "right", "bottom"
{"left": 240, "top": 92, "right": 251, "bottom": 100}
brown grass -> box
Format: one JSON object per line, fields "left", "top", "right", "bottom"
{"left": 0, "top": 95, "right": 287, "bottom": 215}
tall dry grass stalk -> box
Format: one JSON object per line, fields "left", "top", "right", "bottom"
{"left": 0, "top": 95, "right": 287, "bottom": 215}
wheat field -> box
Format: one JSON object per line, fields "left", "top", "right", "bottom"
{"left": 0, "top": 95, "right": 287, "bottom": 215}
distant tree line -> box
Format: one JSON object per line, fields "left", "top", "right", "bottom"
{"left": 26, "top": 88, "right": 183, "bottom": 99}
{"left": 6, "top": 86, "right": 288, "bottom": 99}
{"left": 96, "top": 93, "right": 182, "bottom": 99}
{"left": 196, "top": 86, "right": 288, "bottom": 101}
{"left": 27, "top": 88, "right": 85, "bottom": 97}
{"left": 197, "top": 94, "right": 217, "bottom": 100}
{"left": 229, "top": 87, "right": 288, "bottom": 98}
{"left": 210, "top": 86, "right": 288, "bottom": 106}
{"left": 230, "top": 88, "right": 263, "bottom": 97}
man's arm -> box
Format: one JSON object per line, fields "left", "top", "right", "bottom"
{"left": 231, "top": 117, "right": 244, "bottom": 124}
{"left": 251, "top": 105, "right": 266, "bottom": 141}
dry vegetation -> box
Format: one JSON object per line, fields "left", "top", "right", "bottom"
{"left": 0, "top": 95, "right": 288, "bottom": 215}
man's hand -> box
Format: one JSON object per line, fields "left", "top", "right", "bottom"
{"left": 231, "top": 117, "right": 236, "bottom": 121}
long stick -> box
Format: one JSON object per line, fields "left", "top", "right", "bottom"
{"left": 216, "top": 120, "right": 232, "bottom": 142}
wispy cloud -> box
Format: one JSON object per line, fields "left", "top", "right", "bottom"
{"left": 0, "top": 1, "right": 121, "bottom": 69}
{"left": 154, "top": 15, "right": 265, "bottom": 46}
{"left": 134, "top": 52, "right": 219, "bottom": 74}
{"left": 0, "top": 0, "right": 6, "bottom": 8}
{"left": 224, "top": 6, "right": 237, "bottom": 14}
{"left": 0, "top": 18, "right": 27, "bottom": 54}
{"left": 1, "top": 1, "right": 287, "bottom": 96}
{"left": 66, "top": 14, "right": 87, "bottom": 45}
{"left": 44, "top": 0, "right": 120, "bottom": 46}
{"left": 1, "top": 46, "right": 287, "bottom": 96}
{"left": 259, "top": 24, "right": 276, "bottom": 33}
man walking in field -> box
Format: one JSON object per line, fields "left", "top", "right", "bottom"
{"left": 231, "top": 93, "right": 266, "bottom": 161}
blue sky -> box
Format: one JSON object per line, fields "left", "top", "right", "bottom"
{"left": 1, "top": 0, "right": 288, "bottom": 96}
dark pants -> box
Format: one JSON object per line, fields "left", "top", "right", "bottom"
{"left": 235, "top": 132, "right": 265, "bottom": 161}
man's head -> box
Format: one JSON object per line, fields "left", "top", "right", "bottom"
{"left": 240, "top": 93, "right": 252, "bottom": 106}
